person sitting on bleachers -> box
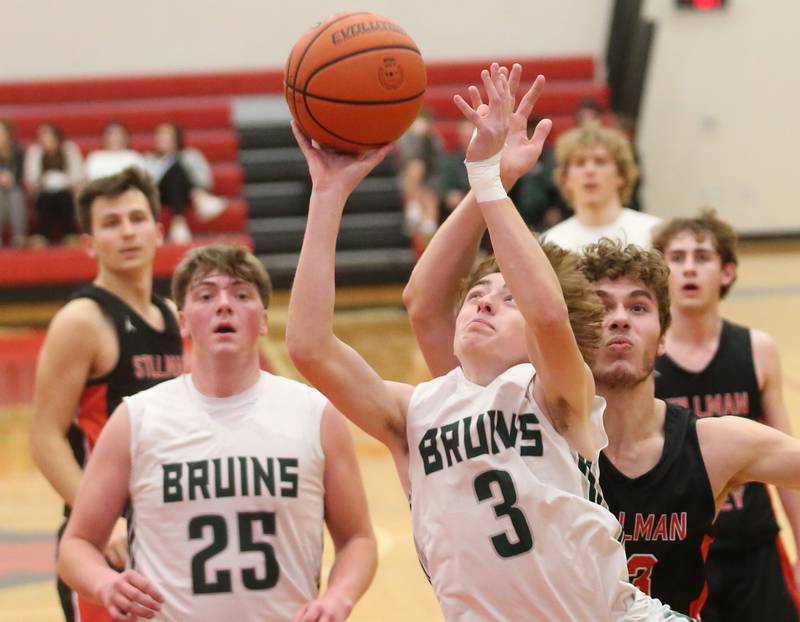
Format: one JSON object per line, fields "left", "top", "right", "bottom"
{"left": 144, "top": 122, "right": 225, "bottom": 244}
{"left": 23, "top": 122, "right": 83, "bottom": 246}
{"left": 84, "top": 122, "right": 146, "bottom": 180}
{"left": 0, "top": 119, "right": 27, "bottom": 248}
{"left": 397, "top": 109, "right": 443, "bottom": 243}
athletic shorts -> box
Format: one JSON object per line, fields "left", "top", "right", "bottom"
{"left": 700, "top": 535, "right": 799, "bottom": 622}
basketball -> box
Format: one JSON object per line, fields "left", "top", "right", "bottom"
{"left": 284, "top": 12, "right": 427, "bottom": 153}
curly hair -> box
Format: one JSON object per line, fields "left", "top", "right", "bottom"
{"left": 458, "top": 242, "right": 604, "bottom": 366}
{"left": 580, "top": 238, "right": 671, "bottom": 335}
{"left": 553, "top": 125, "right": 639, "bottom": 206}
{"left": 651, "top": 208, "right": 738, "bottom": 298}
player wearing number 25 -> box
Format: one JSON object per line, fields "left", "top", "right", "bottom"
{"left": 58, "top": 245, "right": 377, "bottom": 622}
{"left": 287, "top": 63, "right": 689, "bottom": 620}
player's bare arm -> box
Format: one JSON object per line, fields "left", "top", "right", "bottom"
{"left": 698, "top": 414, "right": 800, "bottom": 513}
{"left": 456, "top": 64, "right": 596, "bottom": 457}
{"left": 403, "top": 64, "right": 552, "bottom": 378}
{"left": 58, "top": 403, "right": 164, "bottom": 620}
{"left": 31, "top": 298, "right": 130, "bottom": 567}
{"left": 752, "top": 327, "right": 800, "bottom": 585}
{"left": 30, "top": 299, "right": 112, "bottom": 506}
{"left": 286, "top": 123, "right": 413, "bottom": 456}
{"left": 293, "top": 406, "right": 377, "bottom": 622}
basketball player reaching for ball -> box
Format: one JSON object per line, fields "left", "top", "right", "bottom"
{"left": 287, "top": 62, "right": 690, "bottom": 620}
{"left": 58, "top": 244, "right": 376, "bottom": 621}
{"left": 652, "top": 212, "right": 800, "bottom": 622}
{"left": 30, "top": 168, "right": 184, "bottom": 622}
{"left": 403, "top": 94, "right": 800, "bottom": 618}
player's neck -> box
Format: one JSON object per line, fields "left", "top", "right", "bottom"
{"left": 667, "top": 308, "right": 723, "bottom": 349}
{"left": 598, "top": 374, "right": 662, "bottom": 445}
{"left": 573, "top": 197, "right": 624, "bottom": 227}
{"left": 190, "top": 350, "right": 262, "bottom": 398}
{"left": 94, "top": 268, "right": 153, "bottom": 313}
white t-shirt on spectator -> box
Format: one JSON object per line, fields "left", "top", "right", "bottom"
{"left": 542, "top": 208, "right": 662, "bottom": 252}
{"left": 85, "top": 150, "right": 147, "bottom": 180}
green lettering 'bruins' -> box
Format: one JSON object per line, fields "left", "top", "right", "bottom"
{"left": 419, "top": 411, "right": 545, "bottom": 475}
{"left": 162, "top": 456, "right": 300, "bottom": 503}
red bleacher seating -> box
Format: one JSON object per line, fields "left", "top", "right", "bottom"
{"left": 424, "top": 56, "right": 596, "bottom": 85}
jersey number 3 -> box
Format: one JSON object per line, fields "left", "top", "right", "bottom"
{"left": 189, "top": 512, "right": 279, "bottom": 594}
{"left": 474, "top": 469, "right": 534, "bottom": 557}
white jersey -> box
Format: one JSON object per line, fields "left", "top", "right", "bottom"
{"left": 407, "top": 364, "right": 684, "bottom": 622}
{"left": 543, "top": 208, "right": 662, "bottom": 252}
{"left": 125, "top": 372, "right": 327, "bottom": 622}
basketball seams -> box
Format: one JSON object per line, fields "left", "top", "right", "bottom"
{"left": 285, "top": 12, "right": 426, "bottom": 152}
{"left": 286, "top": 11, "right": 371, "bottom": 138}
{"left": 302, "top": 44, "right": 424, "bottom": 97}
{"left": 285, "top": 86, "right": 426, "bottom": 107}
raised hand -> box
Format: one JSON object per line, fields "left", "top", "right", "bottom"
{"left": 453, "top": 62, "right": 513, "bottom": 162}
{"left": 291, "top": 122, "right": 392, "bottom": 200}
{"left": 502, "top": 67, "right": 552, "bottom": 184}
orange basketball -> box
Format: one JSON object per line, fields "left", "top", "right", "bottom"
{"left": 285, "top": 12, "right": 426, "bottom": 153}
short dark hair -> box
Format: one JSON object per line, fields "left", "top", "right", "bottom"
{"left": 75, "top": 167, "right": 160, "bottom": 233}
{"left": 651, "top": 208, "right": 738, "bottom": 298}
{"left": 172, "top": 244, "right": 272, "bottom": 309}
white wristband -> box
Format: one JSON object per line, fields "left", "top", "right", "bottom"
{"left": 465, "top": 152, "right": 507, "bottom": 203}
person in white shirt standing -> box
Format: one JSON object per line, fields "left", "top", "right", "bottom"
{"left": 58, "top": 244, "right": 377, "bottom": 622}
{"left": 543, "top": 124, "right": 660, "bottom": 251}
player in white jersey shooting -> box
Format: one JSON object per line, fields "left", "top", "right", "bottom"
{"left": 287, "top": 63, "right": 691, "bottom": 620}
{"left": 58, "top": 244, "right": 376, "bottom": 622}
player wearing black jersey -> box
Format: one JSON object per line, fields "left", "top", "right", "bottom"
{"left": 30, "top": 168, "right": 183, "bottom": 622}
{"left": 404, "top": 180, "right": 800, "bottom": 618}
{"left": 653, "top": 211, "right": 800, "bottom": 622}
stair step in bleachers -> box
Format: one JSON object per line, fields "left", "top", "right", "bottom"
{"left": 259, "top": 247, "right": 417, "bottom": 290}
{"left": 250, "top": 212, "right": 408, "bottom": 254}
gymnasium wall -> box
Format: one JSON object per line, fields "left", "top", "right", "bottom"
{"left": 639, "top": 0, "right": 800, "bottom": 234}
{"left": 2, "top": 1, "right": 611, "bottom": 79}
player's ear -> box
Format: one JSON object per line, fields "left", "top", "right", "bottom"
{"left": 720, "top": 262, "right": 736, "bottom": 289}
{"left": 260, "top": 310, "right": 269, "bottom": 336}
{"left": 155, "top": 221, "right": 165, "bottom": 247}
{"left": 179, "top": 310, "right": 191, "bottom": 340}
{"left": 656, "top": 332, "right": 667, "bottom": 358}
{"left": 81, "top": 232, "right": 96, "bottom": 258}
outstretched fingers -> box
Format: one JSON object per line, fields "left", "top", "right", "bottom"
{"left": 515, "top": 74, "right": 546, "bottom": 121}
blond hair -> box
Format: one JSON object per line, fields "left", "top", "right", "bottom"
{"left": 459, "top": 243, "right": 603, "bottom": 366}
{"left": 554, "top": 125, "right": 639, "bottom": 206}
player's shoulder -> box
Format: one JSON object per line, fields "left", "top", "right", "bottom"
{"left": 622, "top": 207, "right": 661, "bottom": 226}
{"left": 260, "top": 371, "right": 328, "bottom": 405}
{"left": 45, "top": 297, "right": 110, "bottom": 347}
{"left": 542, "top": 216, "right": 578, "bottom": 240}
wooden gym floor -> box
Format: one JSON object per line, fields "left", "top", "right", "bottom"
{"left": 1, "top": 241, "right": 799, "bottom": 621}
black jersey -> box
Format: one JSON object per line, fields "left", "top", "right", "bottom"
{"left": 67, "top": 285, "right": 183, "bottom": 473}
{"left": 655, "top": 319, "right": 779, "bottom": 550}
{"left": 600, "top": 404, "right": 716, "bottom": 618}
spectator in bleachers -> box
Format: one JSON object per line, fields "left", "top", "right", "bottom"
{"left": 437, "top": 119, "right": 471, "bottom": 218}
{"left": 23, "top": 122, "right": 83, "bottom": 246}
{"left": 0, "top": 119, "right": 27, "bottom": 247}
{"left": 398, "top": 109, "right": 443, "bottom": 242}
{"left": 145, "top": 122, "right": 225, "bottom": 244}
{"left": 509, "top": 118, "right": 566, "bottom": 232}
{"left": 542, "top": 124, "right": 659, "bottom": 252}
{"left": 84, "top": 122, "right": 146, "bottom": 180}
{"left": 575, "top": 95, "right": 604, "bottom": 127}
